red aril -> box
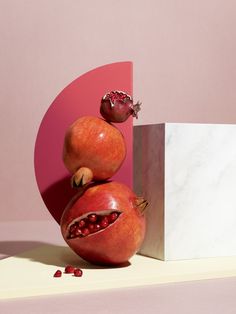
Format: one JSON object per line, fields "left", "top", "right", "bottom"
{"left": 60, "top": 181, "right": 148, "bottom": 266}
{"left": 64, "top": 265, "right": 75, "bottom": 274}
{"left": 53, "top": 270, "right": 62, "bottom": 277}
{"left": 74, "top": 268, "right": 83, "bottom": 277}
{"left": 62, "top": 116, "right": 126, "bottom": 187}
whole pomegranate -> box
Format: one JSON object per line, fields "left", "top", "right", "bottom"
{"left": 100, "top": 90, "right": 141, "bottom": 123}
{"left": 62, "top": 116, "right": 126, "bottom": 187}
{"left": 60, "top": 181, "right": 148, "bottom": 266}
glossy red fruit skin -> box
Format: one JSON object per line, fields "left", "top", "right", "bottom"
{"left": 60, "top": 182, "right": 146, "bottom": 266}
{"left": 62, "top": 116, "right": 126, "bottom": 181}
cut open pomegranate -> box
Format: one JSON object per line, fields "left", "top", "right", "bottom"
{"left": 60, "top": 181, "right": 148, "bottom": 266}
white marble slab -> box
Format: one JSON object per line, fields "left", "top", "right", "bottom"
{"left": 134, "top": 123, "right": 236, "bottom": 260}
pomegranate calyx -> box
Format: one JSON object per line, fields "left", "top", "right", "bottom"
{"left": 132, "top": 101, "right": 141, "bottom": 119}
{"left": 71, "top": 174, "right": 84, "bottom": 188}
{"left": 71, "top": 167, "right": 93, "bottom": 188}
{"left": 135, "top": 197, "right": 148, "bottom": 214}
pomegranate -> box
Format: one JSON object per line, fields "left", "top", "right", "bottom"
{"left": 100, "top": 90, "right": 141, "bottom": 123}
{"left": 60, "top": 181, "right": 148, "bottom": 266}
{"left": 62, "top": 116, "right": 126, "bottom": 187}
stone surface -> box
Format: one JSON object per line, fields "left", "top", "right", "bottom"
{"left": 134, "top": 123, "right": 236, "bottom": 260}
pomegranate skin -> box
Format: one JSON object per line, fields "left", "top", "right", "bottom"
{"left": 62, "top": 116, "right": 126, "bottom": 183}
{"left": 60, "top": 181, "right": 147, "bottom": 266}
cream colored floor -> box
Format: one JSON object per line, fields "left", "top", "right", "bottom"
{"left": 0, "top": 244, "right": 236, "bottom": 300}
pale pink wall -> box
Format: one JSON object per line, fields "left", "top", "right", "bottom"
{"left": 1, "top": 0, "right": 236, "bottom": 220}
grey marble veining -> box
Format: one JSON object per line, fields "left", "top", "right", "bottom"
{"left": 134, "top": 123, "right": 236, "bottom": 261}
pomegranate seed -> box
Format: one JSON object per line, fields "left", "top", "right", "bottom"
{"left": 53, "top": 270, "right": 62, "bottom": 277}
{"left": 74, "top": 268, "right": 83, "bottom": 277}
{"left": 100, "top": 216, "right": 109, "bottom": 228}
{"left": 65, "top": 265, "right": 75, "bottom": 273}
{"left": 108, "top": 211, "right": 119, "bottom": 223}
{"left": 73, "top": 227, "right": 82, "bottom": 237}
{"left": 69, "top": 224, "right": 77, "bottom": 233}
{"left": 78, "top": 219, "right": 86, "bottom": 228}
{"left": 88, "top": 223, "right": 95, "bottom": 232}
{"left": 93, "top": 224, "right": 101, "bottom": 232}
{"left": 88, "top": 213, "right": 97, "bottom": 223}
{"left": 81, "top": 227, "right": 90, "bottom": 237}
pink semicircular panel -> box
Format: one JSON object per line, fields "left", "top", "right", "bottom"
{"left": 34, "top": 61, "right": 133, "bottom": 223}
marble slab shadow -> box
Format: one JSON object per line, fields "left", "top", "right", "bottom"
{"left": 134, "top": 123, "right": 236, "bottom": 261}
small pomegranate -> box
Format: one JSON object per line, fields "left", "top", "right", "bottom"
{"left": 62, "top": 116, "right": 126, "bottom": 187}
{"left": 100, "top": 90, "right": 141, "bottom": 123}
{"left": 60, "top": 181, "right": 148, "bottom": 266}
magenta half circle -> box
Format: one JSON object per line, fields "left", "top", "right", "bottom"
{"left": 34, "top": 61, "right": 133, "bottom": 223}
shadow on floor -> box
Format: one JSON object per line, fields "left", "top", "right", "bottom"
{"left": 0, "top": 241, "right": 130, "bottom": 269}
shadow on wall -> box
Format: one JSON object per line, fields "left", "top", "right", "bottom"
{"left": 41, "top": 176, "right": 78, "bottom": 224}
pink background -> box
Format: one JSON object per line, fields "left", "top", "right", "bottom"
{"left": 0, "top": 0, "right": 236, "bottom": 222}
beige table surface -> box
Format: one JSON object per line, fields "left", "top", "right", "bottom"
{"left": 0, "top": 221, "right": 236, "bottom": 313}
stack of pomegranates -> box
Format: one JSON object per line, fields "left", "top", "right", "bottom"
{"left": 60, "top": 91, "right": 148, "bottom": 266}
